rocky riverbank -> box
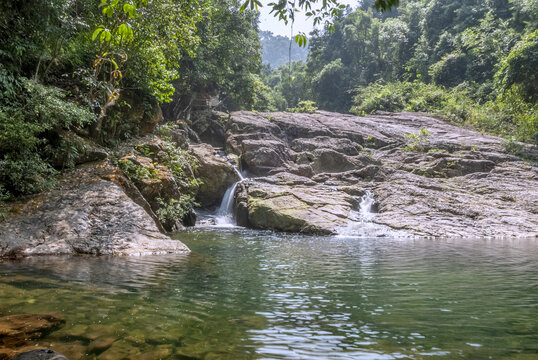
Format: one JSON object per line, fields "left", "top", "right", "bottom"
{"left": 1, "top": 110, "right": 536, "bottom": 259}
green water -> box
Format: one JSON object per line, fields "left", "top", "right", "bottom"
{"left": 0, "top": 230, "right": 537, "bottom": 359}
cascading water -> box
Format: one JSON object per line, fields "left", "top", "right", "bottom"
{"left": 337, "top": 190, "right": 402, "bottom": 238}
{"left": 358, "top": 190, "right": 376, "bottom": 222}
{"left": 214, "top": 166, "right": 244, "bottom": 226}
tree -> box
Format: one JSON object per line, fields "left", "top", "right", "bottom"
{"left": 495, "top": 30, "right": 538, "bottom": 101}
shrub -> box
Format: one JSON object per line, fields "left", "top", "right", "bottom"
{"left": 156, "top": 195, "right": 198, "bottom": 227}
{"left": 403, "top": 128, "right": 431, "bottom": 152}
{"left": 287, "top": 100, "right": 318, "bottom": 114}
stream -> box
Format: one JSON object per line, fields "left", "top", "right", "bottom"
{"left": 0, "top": 230, "right": 537, "bottom": 359}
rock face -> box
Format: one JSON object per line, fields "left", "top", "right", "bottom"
{"left": 226, "top": 111, "right": 538, "bottom": 238}
{"left": 190, "top": 144, "right": 240, "bottom": 207}
{"left": 0, "top": 161, "right": 189, "bottom": 258}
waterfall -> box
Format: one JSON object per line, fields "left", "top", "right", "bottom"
{"left": 337, "top": 190, "right": 400, "bottom": 238}
{"left": 358, "top": 190, "right": 375, "bottom": 222}
{"left": 215, "top": 166, "right": 244, "bottom": 226}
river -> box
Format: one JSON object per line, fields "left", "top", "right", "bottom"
{"left": 0, "top": 229, "right": 536, "bottom": 359}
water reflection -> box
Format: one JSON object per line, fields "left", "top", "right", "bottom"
{"left": 0, "top": 231, "right": 536, "bottom": 359}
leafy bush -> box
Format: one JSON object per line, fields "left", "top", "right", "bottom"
{"left": 430, "top": 52, "right": 468, "bottom": 87}
{"left": 495, "top": 30, "right": 538, "bottom": 101}
{"left": 156, "top": 195, "right": 198, "bottom": 227}
{"left": 403, "top": 128, "right": 431, "bottom": 152}
{"left": 157, "top": 140, "right": 203, "bottom": 195}
{"left": 117, "top": 157, "right": 159, "bottom": 180}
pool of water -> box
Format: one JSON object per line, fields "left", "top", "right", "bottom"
{"left": 0, "top": 229, "right": 537, "bottom": 359}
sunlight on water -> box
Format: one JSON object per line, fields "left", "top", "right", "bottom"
{"left": 0, "top": 231, "right": 537, "bottom": 359}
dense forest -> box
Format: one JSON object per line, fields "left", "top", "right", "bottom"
{"left": 0, "top": 0, "right": 536, "bottom": 203}
{"left": 263, "top": 0, "right": 537, "bottom": 145}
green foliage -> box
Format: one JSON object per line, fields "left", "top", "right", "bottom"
{"left": 260, "top": 61, "right": 312, "bottom": 111}
{"left": 258, "top": 0, "right": 536, "bottom": 147}
{"left": 287, "top": 101, "right": 318, "bottom": 114}
{"left": 156, "top": 195, "right": 199, "bottom": 226}
{"left": 0, "top": 79, "right": 94, "bottom": 196}
{"left": 260, "top": 31, "right": 308, "bottom": 68}
{"left": 502, "top": 136, "right": 525, "bottom": 156}
{"left": 495, "top": 30, "right": 538, "bottom": 101}
{"left": 430, "top": 52, "right": 468, "bottom": 87}
{"left": 166, "top": 0, "right": 262, "bottom": 116}
{"left": 158, "top": 140, "right": 203, "bottom": 194}
{"left": 117, "top": 157, "right": 158, "bottom": 180}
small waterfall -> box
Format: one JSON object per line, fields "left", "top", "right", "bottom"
{"left": 215, "top": 166, "right": 244, "bottom": 226}
{"left": 337, "top": 190, "right": 400, "bottom": 238}
{"left": 358, "top": 190, "right": 376, "bottom": 222}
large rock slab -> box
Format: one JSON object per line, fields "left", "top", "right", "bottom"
{"left": 245, "top": 180, "right": 354, "bottom": 234}
{"left": 0, "top": 162, "right": 189, "bottom": 258}
{"left": 225, "top": 111, "right": 538, "bottom": 238}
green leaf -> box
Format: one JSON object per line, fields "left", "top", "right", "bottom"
{"left": 92, "top": 27, "right": 104, "bottom": 41}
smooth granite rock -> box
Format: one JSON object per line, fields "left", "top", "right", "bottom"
{"left": 0, "top": 161, "right": 189, "bottom": 258}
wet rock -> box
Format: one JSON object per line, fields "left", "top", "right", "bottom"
{"left": 182, "top": 209, "right": 197, "bottom": 227}
{"left": 12, "top": 349, "right": 69, "bottom": 360}
{"left": 97, "top": 340, "right": 140, "bottom": 360}
{"left": 0, "top": 161, "right": 190, "bottom": 257}
{"left": 0, "top": 313, "right": 65, "bottom": 348}
{"left": 190, "top": 144, "right": 239, "bottom": 207}
{"left": 234, "top": 183, "right": 250, "bottom": 227}
{"left": 138, "top": 345, "right": 173, "bottom": 360}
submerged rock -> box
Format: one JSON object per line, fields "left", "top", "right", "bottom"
{"left": 0, "top": 313, "right": 64, "bottom": 349}
{"left": 224, "top": 111, "right": 537, "bottom": 237}
{"left": 0, "top": 161, "right": 189, "bottom": 258}
{"left": 12, "top": 349, "right": 69, "bottom": 360}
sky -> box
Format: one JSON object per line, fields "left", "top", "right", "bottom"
{"left": 258, "top": 0, "right": 358, "bottom": 37}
